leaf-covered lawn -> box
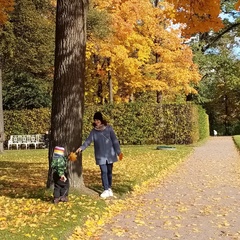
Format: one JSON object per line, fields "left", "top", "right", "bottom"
{"left": 233, "top": 135, "right": 240, "bottom": 150}
{"left": 0, "top": 145, "right": 193, "bottom": 239}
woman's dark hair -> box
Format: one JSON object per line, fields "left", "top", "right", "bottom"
{"left": 92, "top": 111, "right": 107, "bottom": 127}
{"left": 92, "top": 119, "right": 107, "bottom": 127}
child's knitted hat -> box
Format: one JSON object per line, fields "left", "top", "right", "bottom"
{"left": 53, "top": 146, "right": 65, "bottom": 157}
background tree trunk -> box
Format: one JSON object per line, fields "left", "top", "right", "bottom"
{"left": 47, "top": 0, "right": 89, "bottom": 190}
{"left": 0, "top": 57, "right": 4, "bottom": 153}
{"left": 157, "top": 90, "right": 162, "bottom": 103}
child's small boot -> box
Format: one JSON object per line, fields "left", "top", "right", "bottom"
{"left": 60, "top": 196, "right": 68, "bottom": 202}
{"left": 53, "top": 197, "right": 60, "bottom": 204}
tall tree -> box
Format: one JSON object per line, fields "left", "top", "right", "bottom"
{"left": 187, "top": 0, "right": 240, "bottom": 135}
{"left": 0, "top": 0, "right": 14, "bottom": 152}
{"left": 192, "top": 35, "right": 240, "bottom": 136}
{"left": 1, "top": 0, "right": 55, "bottom": 110}
{"left": 47, "top": 0, "right": 89, "bottom": 191}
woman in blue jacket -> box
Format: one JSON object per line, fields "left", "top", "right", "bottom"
{"left": 76, "top": 112, "right": 123, "bottom": 198}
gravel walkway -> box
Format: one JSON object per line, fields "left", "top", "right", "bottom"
{"left": 95, "top": 137, "right": 240, "bottom": 240}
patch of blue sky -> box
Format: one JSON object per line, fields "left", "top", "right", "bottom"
{"left": 219, "top": 10, "right": 240, "bottom": 23}
{"left": 204, "top": 48, "right": 220, "bottom": 55}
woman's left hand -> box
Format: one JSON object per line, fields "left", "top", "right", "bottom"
{"left": 119, "top": 153, "right": 123, "bottom": 160}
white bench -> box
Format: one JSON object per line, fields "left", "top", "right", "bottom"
{"left": 7, "top": 134, "right": 45, "bottom": 150}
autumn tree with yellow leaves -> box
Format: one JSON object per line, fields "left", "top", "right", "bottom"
{"left": 84, "top": 0, "right": 201, "bottom": 104}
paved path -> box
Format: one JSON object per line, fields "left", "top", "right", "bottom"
{"left": 95, "top": 137, "right": 240, "bottom": 240}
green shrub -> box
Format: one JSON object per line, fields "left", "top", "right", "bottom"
{"left": 197, "top": 105, "right": 210, "bottom": 140}
{"left": 4, "top": 108, "right": 51, "bottom": 137}
{"left": 3, "top": 103, "right": 209, "bottom": 144}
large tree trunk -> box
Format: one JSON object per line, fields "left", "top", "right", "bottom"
{"left": 47, "top": 0, "right": 89, "bottom": 190}
{"left": 0, "top": 58, "right": 4, "bottom": 153}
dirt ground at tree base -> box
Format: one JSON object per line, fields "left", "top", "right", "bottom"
{"left": 94, "top": 137, "right": 240, "bottom": 240}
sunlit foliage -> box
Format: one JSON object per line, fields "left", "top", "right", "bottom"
{"left": 85, "top": 0, "right": 201, "bottom": 103}
{"left": 0, "top": 0, "right": 14, "bottom": 26}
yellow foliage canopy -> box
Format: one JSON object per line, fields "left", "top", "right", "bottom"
{"left": 169, "top": 0, "right": 224, "bottom": 36}
{"left": 85, "top": 0, "right": 202, "bottom": 103}
{"left": 235, "top": 0, "right": 240, "bottom": 10}
{"left": 0, "top": 0, "right": 14, "bottom": 25}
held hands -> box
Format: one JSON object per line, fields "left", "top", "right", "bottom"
{"left": 75, "top": 148, "right": 82, "bottom": 153}
{"left": 118, "top": 152, "right": 123, "bottom": 161}
{"left": 60, "top": 175, "right": 67, "bottom": 182}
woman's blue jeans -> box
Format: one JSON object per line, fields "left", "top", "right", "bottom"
{"left": 99, "top": 162, "right": 113, "bottom": 190}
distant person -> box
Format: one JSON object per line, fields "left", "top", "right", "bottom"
{"left": 44, "top": 130, "right": 50, "bottom": 148}
{"left": 51, "top": 146, "right": 69, "bottom": 204}
{"left": 213, "top": 130, "right": 218, "bottom": 136}
{"left": 76, "top": 112, "right": 123, "bottom": 199}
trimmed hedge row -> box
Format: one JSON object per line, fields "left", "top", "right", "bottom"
{"left": 4, "top": 108, "right": 51, "bottom": 138}
{"left": 3, "top": 102, "right": 209, "bottom": 145}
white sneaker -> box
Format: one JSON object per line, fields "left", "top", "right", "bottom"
{"left": 100, "top": 190, "right": 110, "bottom": 198}
{"left": 108, "top": 188, "right": 113, "bottom": 197}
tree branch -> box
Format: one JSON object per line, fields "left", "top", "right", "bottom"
{"left": 202, "top": 22, "right": 240, "bottom": 52}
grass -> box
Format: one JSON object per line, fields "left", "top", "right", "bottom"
{"left": 0, "top": 144, "right": 193, "bottom": 240}
{"left": 233, "top": 135, "right": 240, "bottom": 150}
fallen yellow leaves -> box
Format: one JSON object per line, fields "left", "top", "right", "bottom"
{"left": 0, "top": 145, "right": 193, "bottom": 239}
{"left": 0, "top": 196, "right": 57, "bottom": 230}
{"left": 199, "top": 205, "right": 213, "bottom": 215}
{"left": 134, "top": 219, "right": 146, "bottom": 226}
{"left": 218, "top": 220, "right": 230, "bottom": 227}
{"left": 111, "top": 227, "right": 126, "bottom": 236}
{"left": 0, "top": 193, "right": 104, "bottom": 239}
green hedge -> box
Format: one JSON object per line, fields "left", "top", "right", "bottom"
{"left": 197, "top": 105, "right": 209, "bottom": 141}
{"left": 4, "top": 108, "right": 51, "bottom": 137}
{"left": 3, "top": 103, "right": 209, "bottom": 145}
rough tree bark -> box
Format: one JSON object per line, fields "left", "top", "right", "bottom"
{"left": 0, "top": 57, "right": 4, "bottom": 153}
{"left": 47, "top": 0, "right": 90, "bottom": 192}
